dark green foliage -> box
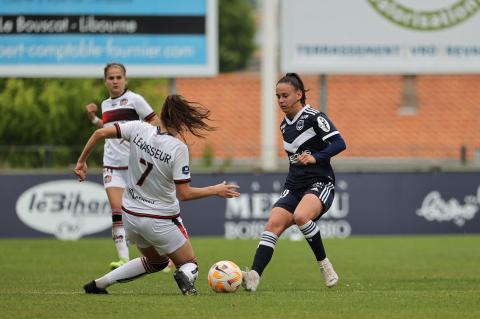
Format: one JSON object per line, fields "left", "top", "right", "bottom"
{"left": 0, "top": 1, "right": 257, "bottom": 168}
{"left": 0, "top": 78, "right": 166, "bottom": 168}
{"left": 219, "top": 0, "right": 256, "bottom": 72}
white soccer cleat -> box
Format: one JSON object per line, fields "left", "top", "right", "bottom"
{"left": 241, "top": 269, "right": 260, "bottom": 292}
{"left": 318, "top": 258, "right": 339, "bottom": 288}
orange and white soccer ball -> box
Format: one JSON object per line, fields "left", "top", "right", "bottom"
{"left": 207, "top": 260, "right": 243, "bottom": 293}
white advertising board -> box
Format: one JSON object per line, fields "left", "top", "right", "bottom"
{"left": 281, "top": 0, "right": 480, "bottom": 73}
{"left": 0, "top": 0, "right": 217, "bottom": 77}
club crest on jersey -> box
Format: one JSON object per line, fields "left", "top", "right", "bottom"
{"left": 182, "top": 165, "right": 190, "bottom": 175}
{"left": 317, "top": 116, "right": 330, "bottom": 132}
{"left": 296, "top": 120, "right": 304, "bottom": 131}
{"left": 120, "top": 98, "right": 128, "bottom": 106}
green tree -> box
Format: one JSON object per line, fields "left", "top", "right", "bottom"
{"left": 0, "top": 77, "right": 166, "bottom": 168}
{"left": 218, "top": 0, "right": 256, "bottom": 72}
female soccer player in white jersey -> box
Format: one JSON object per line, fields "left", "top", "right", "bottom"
{"left": 75, "top": 94, "right": 240, "bottom": 295}
{"left": 242, "top": 73, "right": 346, "bottom": 291}
{"left": 85, "top": 63, "right": 160, "bottom": 269}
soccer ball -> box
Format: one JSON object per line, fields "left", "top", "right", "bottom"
{"left": 207, "top": 260, "right": 243, "bottom": 293}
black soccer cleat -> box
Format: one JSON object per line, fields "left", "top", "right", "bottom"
{"left": 83, "top": 280, "right": 108, "bottom": 294}
{"left": 173, "top": 270, "right": 197, "bottom": 295}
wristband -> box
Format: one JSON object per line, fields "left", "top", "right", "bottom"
{"left": 91, "top": 116, "right": 101, "bottom": 124}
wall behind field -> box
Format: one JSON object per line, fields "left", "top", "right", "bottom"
{"left": 2, "top": 172, "right": 479, "bottom": 239}
{"left": 176, "top": 73, "right": 480, "bottom": 165}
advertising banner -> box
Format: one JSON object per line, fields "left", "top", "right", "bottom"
{"left": 0, "top": 0, "right": 217, "bottom": 77}
{"left": 281, "top": 0, "right": 480, "bottom": 74}
{"left": 1, "top": 172, "right": 479, "bottom": 239}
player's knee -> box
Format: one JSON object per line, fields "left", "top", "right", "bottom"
{"left": 264, "top": 220, "right": 287, "bottom": 235}
{"left": 293, "top": 213, "right": 311, "bottom": 226}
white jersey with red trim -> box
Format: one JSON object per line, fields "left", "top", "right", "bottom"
{"left": 116, "top": 121, "right": 191, "bottom": 217}
{"left": 101, "top": 90, "right": 155, "bottom": 168}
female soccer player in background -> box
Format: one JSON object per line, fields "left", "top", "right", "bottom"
{"left": 85, "top": 63, "right": 160, "bottom": 269}
{"left": 75, "top": 94, "right": 240, "bottom": 295}
{"left": 242, "top": 73, "right": 346, "bottom": 291}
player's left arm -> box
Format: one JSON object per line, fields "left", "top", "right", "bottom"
{"left": 146, "top": 114, "right": 161, "bottom": 126}
{"left": 171, "top": 143, "right": 240, "bottom": 200}
{"left": 74, "top": 126, "right": 118, "bottom": 181}
{"left": 311, "top": 134, "right": 346, "bottom": 162}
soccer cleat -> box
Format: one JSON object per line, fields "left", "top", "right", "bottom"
{"left": 83, "top": 280, "right": 108, "bottom": 294}
{"left": 241, "top": 269, "right": 260, "bottom": 292}
{"left": 173, "top": 270, "right": 197, "bottom": 295}
{"left": 318, "top": 258, "right": 339, "bottom": 288}
{"left": 109, "top": 257, "right": 129, "bottom": 270}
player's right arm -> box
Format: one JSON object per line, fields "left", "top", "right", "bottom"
{"left": 85, "top": 103, "right": 104, "bottom": 128}
{"left": 176, "top": 181, "right": 240, "bottom": 201}
{"left": 74, "top": 126, "right": 118, "bottom": 181}
{"left": 170, "top": 142, "right": 240, "bottom": 200}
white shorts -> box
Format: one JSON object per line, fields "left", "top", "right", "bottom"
{"left": 103, "top": 168, "right": 127, "bottom": 189}
{"left": 122, "top": 212, "right": 188, "bottom": 255}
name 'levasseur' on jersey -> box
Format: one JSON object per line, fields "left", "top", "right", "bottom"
{"left": 132, "top": 134, "right": 172, "bottom": 163}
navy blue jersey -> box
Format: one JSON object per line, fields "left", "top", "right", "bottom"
{"left": 281, "top": 105, "right": 341, "bottom": 189}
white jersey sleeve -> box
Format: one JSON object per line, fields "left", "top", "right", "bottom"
{"left": 115, "top": 120, "right": 142, "bottom": 142}
{"left": 130, "top": 92, "right": 156, "bottom": 121}
{"left": 172, "top": 143, "right": 191, "bottom": 184}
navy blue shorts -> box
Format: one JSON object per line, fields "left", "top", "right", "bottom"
{"left": 273, "top": 181, "right": 335, "bottom": 221}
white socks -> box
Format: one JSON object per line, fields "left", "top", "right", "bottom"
{"left": 96, "top": 257, "right": 146, "bottom": 289}
{"left": 112, "top": 225, "right": 129, "bottom": 260}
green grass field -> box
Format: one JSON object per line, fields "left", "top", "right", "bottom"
{"left": 1, "top": 235, "right": 479, "bottom": 319}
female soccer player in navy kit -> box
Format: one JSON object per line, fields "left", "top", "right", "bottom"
{"left": 242, "top": 73, "right": 346, "bottom": 291}
{"left": 85, "top": 63, "right": 160, "bottom": 270}
{"left": 75, "top": 94, "right": 240, "bottom": 295}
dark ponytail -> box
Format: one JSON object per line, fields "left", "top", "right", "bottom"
{"left": 277, "top": 73, "right": 308, "bottom": 105}
{"left": 161, "top": 94, "right": 216, "bottom": 138}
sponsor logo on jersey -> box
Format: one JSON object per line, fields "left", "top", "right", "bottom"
{"left": 182, "top": 165, "right": 190, "bottom": 175}
{"left": 127, "top": 187, "right": 157, "bottom": 205}
{"left": 296, "top": 119, "right": 304, "bottom": 131}
{"left": 368, "top": 0, "right": 479, "bottom": 31}
{"left": 317, "top": 116, "right": 330, "bottom": 132}
{"left": 15, "top": 180, "right": 110, "bottom": 240}
{"left": 288, "top": 150, "right": 312, "bottom": 164}
{"left": 300, "top": 114, "right": 309, "bottom": 119}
